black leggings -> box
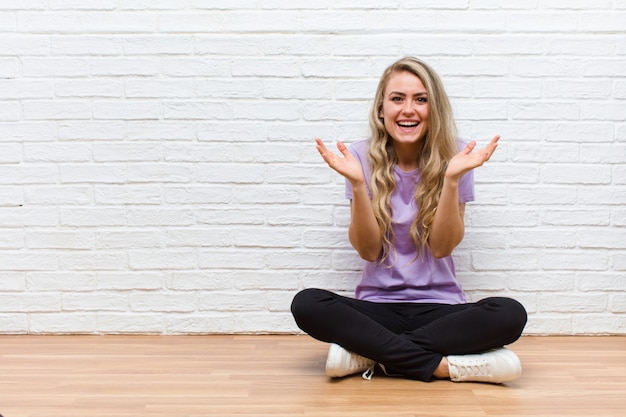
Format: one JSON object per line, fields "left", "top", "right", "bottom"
{"left": 291, "top": 288, "right": 527, "bottom": 381}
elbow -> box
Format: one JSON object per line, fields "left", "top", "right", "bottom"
{"left": 359, "top": 250, "right": 380, "bottom": 262}
{"left": 353, "top": 243, "right": 382, "bottom": 262}
{"left": 428, "top": 236, "right": 463, "bottom": 259}
{"left": 430, "top": 247, "right": 453, "bottom": 259}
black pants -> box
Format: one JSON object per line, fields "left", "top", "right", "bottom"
{"left": 291, "top": 288, "right": 527, "bottom": 381}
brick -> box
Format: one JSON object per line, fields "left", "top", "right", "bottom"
{"left": 97, "top": 313, "right": 164, "bottom": 333}
{"left": 471, "top": 250, "right": 540, "bottom": 271}
{"left": 125, "top": 79, "right": 195, "bottom": 98}
{"left": 24, "top": 143, "right": 91, "bottom": 162}
{"left": 90, "top": 58, "right": 160, "bottom": 76}
{"left": 94, "top": 185, "right": 162, "bottom": 204}
{"left": 165, "top": 226, "right": 232, "bottom": 248}
{"left": 162, "top": 58, "right": 230, "bottom": 77}
{"left": 126, "top": 121, "right": 194, "bottom": 140}
{"left": 122, "top": 35, "right": 194, "bottom": 55}
{"left": 130, "top": 292, "right": 195, "bottom": 313}
{"left": 0, "top": 315, "right": 28, "bottom": 333}
{"left": 60, "top": 251, "right": 128, "bottom": 271}
{"left": 29, "top": 313, "right": 96, "bottom": 333}
{"left": 577, "top": 229, "right": 626, "bottom": 249}
{"left": 58, "top": 121, "right": 125, "bottom": 140}
{"left": 541, "top": 164, "right": 611, "bottom": 185}
{"left": 60, "top": 208, "right": 126, "bottom": 227}
{"left": 198, "top": 249, "right": 265, "bottom": 270}
{"left": 0, "top": 34, "right": 50, "bottom": 56}
{"left": 0, "top": 208, "right": 54, "bottom": 229}
{"left": 25, "top": 230, "right": 94, "bottom": 250}
{"left": 97, "top": 272, "right": 165, "bottom": 290}
{"left": 541, "top": 122, "right": 614, "bottom": 143}
{"left": 196, "top": 163, "right": 265, "bottom": 184}
{"left": 162, "top": 101, "right": 232, "bottom": 121}
{"left": 96, "top": 231, "right": 163, "bottom": 249}
{"left": 127, "top": 208, "right": 195, "bottom": 226}
{"left": 93, "top": 100, "right": 161, "bottom": 120}
{"left": 63, "top": 292, "right": 128, "bottom": 312}
{"left": 129, "top": 249, "right": 197, "bottom": 270}
{"left": 233, "top": 226, "right": 302, "bottom": 247}
{"left": 23, "top": 100, "right": 92, "bottom": 120}
{"left": 0, "top": 165, "right": 58, "bottom": 185}
{"left": 540, "top": 251, "right": 609, "bottom": 271}
{"left": 51, "top": 35, "right": 122, "bottom": 55}
{"left": 22, "top": 57, "right": 90, "bottom": 77}
{"left": 60, "top": 164, "right": 126, "bottom": 184}
{"left": 542, "top": 209, "right": 610, "bottom": 226}
{"left": 56, "top": 79, "right": 123, "bottom": 98}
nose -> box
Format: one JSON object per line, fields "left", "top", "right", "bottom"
{"left": 401, "top": 101, "right": 415, "bottom": 115}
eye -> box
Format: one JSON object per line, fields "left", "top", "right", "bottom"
{"left": 391, "top": 96, "right": 403, "bottom": 102}
{"left": 416, "top": 97, "right": 428, "bottom": 103}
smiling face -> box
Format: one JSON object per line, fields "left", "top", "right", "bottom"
{"left": 379, "top": 70, "right": 429, "bottom": 147}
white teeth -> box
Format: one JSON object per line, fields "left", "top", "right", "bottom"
{"left": 398, "top": 121, "right": 418, "bottom": 127}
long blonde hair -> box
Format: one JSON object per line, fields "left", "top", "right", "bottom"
{"left": 367, "top": 57, "right": 458, "bottom": 262}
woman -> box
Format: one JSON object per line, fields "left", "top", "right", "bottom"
{"left": 291, "top": 57, "right": 527, "bottom": 383}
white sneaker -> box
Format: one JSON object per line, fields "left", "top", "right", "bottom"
{"left": 325, "top": 343, "right": 376, "bottom": 379}
{"left": 447, "top": 347, "right": 522, "bottom": 383}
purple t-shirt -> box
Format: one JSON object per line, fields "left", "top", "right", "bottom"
{"left": 346, "top": 140, "right": 475, "bottom": 304}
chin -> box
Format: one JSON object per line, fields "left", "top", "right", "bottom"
{"left": 392, "top": 134, "right": 425, "bottom": 145}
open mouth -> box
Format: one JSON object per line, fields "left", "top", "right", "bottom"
{"left": 397, "top": 121, "right": 419, "bottom": 128}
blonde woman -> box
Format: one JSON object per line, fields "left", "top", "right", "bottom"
{"left": 291, "top": 57, "right": 527, "bottom": 383}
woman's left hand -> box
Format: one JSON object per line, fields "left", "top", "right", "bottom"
{"left": 445, "top": 135, "right": 500, "bottom": 181}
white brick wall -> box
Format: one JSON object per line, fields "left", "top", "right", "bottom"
{"left": 0, "top": 1, "right": 624, "bottom": 335}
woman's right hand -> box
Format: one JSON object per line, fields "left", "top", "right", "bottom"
{"left": 315, "top": 138, "right": 365, "bottom": 186}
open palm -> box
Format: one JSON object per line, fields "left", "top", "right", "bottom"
{"left": 446, "top": 135, "right": 500, "bottom": 180}
{"left": 315, "top": 138, "right": 365, "bottom": 185}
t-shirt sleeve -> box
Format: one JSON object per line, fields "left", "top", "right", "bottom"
{"left": 458, "top": 168, "right": 475, "bottom": 204}
{"left": 345, "top": 141, "right": 370, "bottom": 200}
{"left": 457, "top": 139, "right": 475, "bottom": 204}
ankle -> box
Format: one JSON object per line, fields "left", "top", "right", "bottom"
{"left": 433, "top": 357, "right": 450, "bottom": 379}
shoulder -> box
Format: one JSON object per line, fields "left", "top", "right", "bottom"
{"left": 348, "top": 139, "right": 369, "bottom": 156}
{"left": 347, "top": 139, "right": 371, "bottom": 168}
{"left": 456, "top": 138, "right": 468, "bottom": 152}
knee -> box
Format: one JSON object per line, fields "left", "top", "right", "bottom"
{"left": 480, "top": 297, "right": 528, "bottom": 337}
{"left": 290, "top": 288, "right": 327, "bottom": 326}
{"left": 499, "top": 297, "right": 528, "bottom": 339}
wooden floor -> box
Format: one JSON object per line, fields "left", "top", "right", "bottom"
{"left": 0, "top": 335, "right": 625, "bottom": 417}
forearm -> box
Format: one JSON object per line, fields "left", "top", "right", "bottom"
{"left": 428, "top": 177, "right": 465, "bottom": 258}
{"left": 348, "top": 182, "right": 383, "bottom": 262}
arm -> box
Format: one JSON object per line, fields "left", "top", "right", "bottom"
{"left": 428, "top": 136, "right": 500, "bottom": 258}
{"left": 348, "top": 183, "right": 383, "bottom": 262}
{"left": 315, "top": 138, "right": 383, "bottom": 261}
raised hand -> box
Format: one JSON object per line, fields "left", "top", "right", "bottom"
{"left": 445, "top": 135, "right": 500, "bottom": 180}
{"left": 315, "top": 138, "right": 365, "bottom": 185}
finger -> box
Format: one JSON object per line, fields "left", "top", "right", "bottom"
{"left": 336, "top": 141, "right": 351, "bottom": 158}
{"left": 315, "top": 137, "right": 326, "bottom": 150}
{"left": 484, "top": 135, "right": 500, "bottom": 158}
{"left": 315, "top": 138, "right": 330, "bottom": 155}
{"left": 463, "top": 140, "right": 477, "bottom": 155}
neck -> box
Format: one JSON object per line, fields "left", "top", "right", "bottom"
{"left": 393, "top": 140, "right": 422, "bottom": 171}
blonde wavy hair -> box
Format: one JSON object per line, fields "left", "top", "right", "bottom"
{"left": 367, "top": 57, "right": 458, "bottom": 262}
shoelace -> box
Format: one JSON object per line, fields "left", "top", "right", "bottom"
{"left": 361, "top": 366, "right": 375, "bottom": 380}
{"left": 456, "top": 362, "right": 490, "bottom": 378}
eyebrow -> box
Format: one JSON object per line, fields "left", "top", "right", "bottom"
{"left": 388, "top": 91, "right": 428, "bottom": 97}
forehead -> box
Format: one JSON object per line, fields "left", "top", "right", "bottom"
{"left": 385, "top": 70, "right": 426, "bottom": 94}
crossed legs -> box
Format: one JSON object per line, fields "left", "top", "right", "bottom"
{"left": 291, "top": 288, "right": 527, "bottom": 381}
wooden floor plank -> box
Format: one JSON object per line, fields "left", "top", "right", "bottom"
{"left": 0, "top": 335, "right": 624, "bottom": 417}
